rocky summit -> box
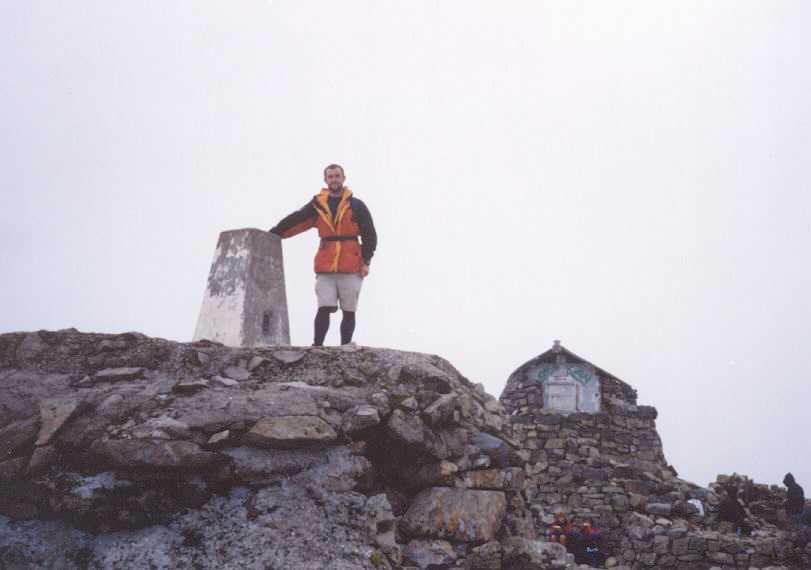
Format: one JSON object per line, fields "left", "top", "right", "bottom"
{"left": 0, "top": 329, "right": 809, "bottom": 569}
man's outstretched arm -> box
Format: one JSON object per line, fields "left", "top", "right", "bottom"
{"left": 270, "top": 201, "right": 317, "bottom": 238}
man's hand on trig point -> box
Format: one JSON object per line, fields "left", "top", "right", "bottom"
{"left": 359, "top": 263, "right": 370, "bottom": 278}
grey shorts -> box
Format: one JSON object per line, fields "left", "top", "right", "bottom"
{"left": 315, "top": 273, "right": 363, "bottom": 311}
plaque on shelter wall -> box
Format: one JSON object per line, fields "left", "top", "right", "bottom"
{"left": 531, "top": 363, "right": 601, "bottom": 414}
{"left": 545, "top": 381, "right": 578, "bottom": 412}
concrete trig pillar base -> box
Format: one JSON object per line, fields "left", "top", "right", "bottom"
{"left": 193, "top": 228, "right": 290, "bottom": 347}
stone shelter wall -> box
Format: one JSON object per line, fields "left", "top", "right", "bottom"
{"left": 502, "top": 359, "right": 809, "bottom": 568}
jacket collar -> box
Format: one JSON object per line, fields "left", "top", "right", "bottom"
{"left": 314, "top": 187, "right": 352, "bottom": 232}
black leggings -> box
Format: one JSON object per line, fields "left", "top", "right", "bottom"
{"left": 314, "top": 306, "right": 356, "bottom": 346}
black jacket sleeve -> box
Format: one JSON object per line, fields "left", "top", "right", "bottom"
{"left": 350, "top": 197, "right": 377, "bottom": 265}
{"left": 269, "top": 201, "right": 317, "bottom": 236}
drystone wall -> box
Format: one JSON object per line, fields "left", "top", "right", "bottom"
{"left": 502, "top": 382, "right": 811, "bottom": 568}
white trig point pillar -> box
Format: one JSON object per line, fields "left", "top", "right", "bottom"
{"left": 193, "top": 228, "right": 290, "bottom": 346}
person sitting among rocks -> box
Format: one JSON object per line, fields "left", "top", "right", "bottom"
{"left": 783, "top": 472, "right": 809, "bottom": 525}
{"left": 548, "top": 511, "right": 573, "bottom": 546}
{"left": 686, "top": 497, "right": 705, "bottom": 527}
{"left": 571, "top": 518, "right": 606, "bottom": 567}
{"left": 718, "top": 485, "right": 751, "bottom": 536}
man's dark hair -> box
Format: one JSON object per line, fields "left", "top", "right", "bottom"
{"left": 323, "top": 163, "right": 345, "bottom": 177}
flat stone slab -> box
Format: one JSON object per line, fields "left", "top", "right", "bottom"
{"left": 462, "top": 467, "right": 525, "bottom": 492}
{"left": 401, "top": 487, "right": 507, "bottom": 543}
{"left": 223, "top": 446, "right": 329, "bottom": 483}
{"left": 173, "top": 378, "right": 209, "bottom": 393}
{"left": 245, "top": 416, "right": 337, "bottom": 449}
{"left": 223, "top": 366, "right": 251, "bottom": 381}
{"left": 94, "top": 367, "right": 144, "bottom": 382}
{"left": 90, "top": 440, "right": 226, "bottom": 470}
{"left": 212, "top": 375, "right": 239, "bottom": 387}
{"left": 207, "top": 430, "right": 230, "bottom": 447}
{"left": 172, "top": 387, "right": 322, "bottom": 433}
{"left": 272, "top": 350, "right": 305, "bottom": 365}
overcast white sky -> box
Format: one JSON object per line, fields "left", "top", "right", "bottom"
{"left": 2, "top": 2, "right": 810, "bottom": 489}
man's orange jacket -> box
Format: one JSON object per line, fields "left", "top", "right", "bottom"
{"left": 270, "top": 188, "right": 377, "bottom": 274}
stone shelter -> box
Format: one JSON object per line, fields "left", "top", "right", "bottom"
{"left": 499, "top": 341, "right": 809, "bottom": 568}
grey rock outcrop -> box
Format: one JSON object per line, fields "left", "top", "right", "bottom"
{"left": 1, "top": 329, "right": 808, "bottom": 569}
{"left": 0, "top": 329, "right": 529, "bottom": 569}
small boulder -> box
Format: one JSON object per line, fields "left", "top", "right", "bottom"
{"left": 502, "top": 537, "right": 569, "bottom": 570}
{"left": 98, "top": 394, "right": 124, "bottom": 412}
{"left": 365, "top": 493, "right": 401, "bottom": 565}
{"left": 131, "top": 416, "right": 192, "bottom": 440}
{"left": 645, "top": 502, "right": 673, "bottom": 517}
{"left": 626, "top": 512, "right": 655, "bottom": 540}
{"left": 401, "top": 487, "right": 507, "bottom": 543}
{"left": 398, "top": 396, "right": 419, "bottom": 411}
{"left": 341, "top": 405, "right": 380, "bottom": 435}
{"left": 467, "top": 541, "right": 502, "bottom": 570}
{"left": 403, "top": 539, "right": 456, "bottom": 569}
{"left": 421, "top": 393, "right": 457, "bottom": 426}
{"left": 406, "top": 461, "right": 458, "bottom": 489}
{"left": 245, "top": 416, "right": 337, "bottom": 449}
{"left": 470, "top": 432, "right": 523, "bottom": 468}
{"left": 387, "top": 409, "right": 426, "bottom": 446}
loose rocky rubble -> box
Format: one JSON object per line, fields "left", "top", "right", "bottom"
{"left": 0, "top": 329, "right": 808, "bottom": 569}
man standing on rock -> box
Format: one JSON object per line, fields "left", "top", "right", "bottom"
{"left": 270, "top": 164, "right": 377, "bottom": 346}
